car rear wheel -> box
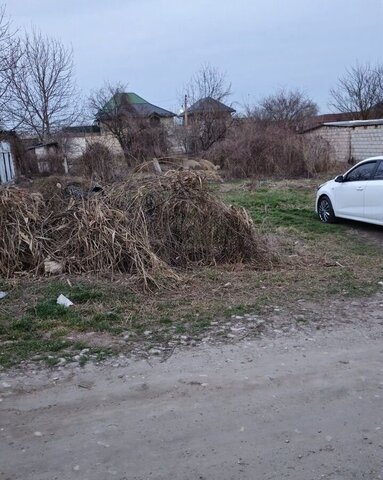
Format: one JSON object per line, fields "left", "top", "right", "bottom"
{"left": 318, "top": 195, "right": 336, "bottom": 224}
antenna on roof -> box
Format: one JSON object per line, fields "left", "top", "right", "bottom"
{"left": 184, "top": 94, "right": 188, "bottom": 127}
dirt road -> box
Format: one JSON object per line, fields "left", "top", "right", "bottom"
{"left": 1, "top": 298, "right": 383, "bottom": 480}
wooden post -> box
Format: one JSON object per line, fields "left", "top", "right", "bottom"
{"left": 152, "top": 158, "right": 162, "bottom": 174}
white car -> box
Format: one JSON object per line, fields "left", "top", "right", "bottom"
{"left": 316, "top": 156, "right": 383, "bottom": 225}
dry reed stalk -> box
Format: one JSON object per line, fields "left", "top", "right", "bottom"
{"left": 1, "top": 171, "right": 271, "bottom": 285}
{"left": 0, "top": 187, "right": 44, "bottom": 277}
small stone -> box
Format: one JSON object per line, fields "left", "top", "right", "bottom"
{"left": 33, "top": 431, "right": 43, "bottom": 437}
{"left": 144, "top": 330, "right": 152, "bottom": 336}
{"left": 73, "top": 465, "right": 80, "bottom": 471}
{"left": 285, "top": 439, "right": 290, "bottom": 443}
{"left": 97, "top": 441, "right": 110, "bottom": 447}
{"left": 149, "top": 348, "right": 161, "bottom": 355}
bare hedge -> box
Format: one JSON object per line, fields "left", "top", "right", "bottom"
{"left": 207, "top": 120, "right": 333, "bottom": 178}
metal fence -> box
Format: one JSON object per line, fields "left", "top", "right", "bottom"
{"left": 0, "top": 141, "right": 15, "bottom": 184}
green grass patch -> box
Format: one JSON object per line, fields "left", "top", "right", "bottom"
{"left": 224, "top": 187, "right": 341, "bottom": 236}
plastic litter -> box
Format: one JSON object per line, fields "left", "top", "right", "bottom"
{"left": 57, "top": 294, "right": 74, "bottom": 307}
{"left": 44, "top": 260, "right": 63, "bottom": 274}
{"left": 0, "top": 291, "right": 8, "bottom": 300}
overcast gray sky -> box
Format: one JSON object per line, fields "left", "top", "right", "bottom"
{"left": 6, "top": 0, "right": 383, "bottom": 114}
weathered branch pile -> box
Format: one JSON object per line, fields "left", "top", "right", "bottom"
{"left": 0, "top": 172, "right": 271, "bottom": 285}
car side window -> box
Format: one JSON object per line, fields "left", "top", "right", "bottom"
{"left": 345, "top": 162, "right": 376, "bottom": 182}
{"left": 373, "top": 161, "right": 383, "bottom": 180}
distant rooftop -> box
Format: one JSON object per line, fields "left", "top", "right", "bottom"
{"left": 63, "top": 125, "right": 101, "bottom": 134}
{"left": 303, "top": 117, "right": 383, "bottom": 133}
{"left": 180, "top": 97, "right": 235, "bottom": 117}
{"left": 322, "top": 119, "right": 383, "bottom": 128}
{"left": 98, "top": 92, "right": 176, "bottom": 119}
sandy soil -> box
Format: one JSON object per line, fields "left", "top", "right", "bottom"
{"left": 1, "top": 292, "right": 383, "bottom": 480}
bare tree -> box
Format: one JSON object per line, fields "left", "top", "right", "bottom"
{"left": 329, "top": 63, "right": 383, "bottom": 120}
{"left": 252, "top": 88, "right": 318, "bottom": 130}
{"left": 180, "top": 64, "right": 234, "bottom": 153}
{"left": 0, "top": 5, "right": 21, "bottom": 125}
{"left": 89, "top": 82, "right": 170, "bottom": 166}
{"left": 184, "top": 64, "right": 232, "bottom": 104}
{"left": 3, "top": 30, "right": 80, "bottom": 141}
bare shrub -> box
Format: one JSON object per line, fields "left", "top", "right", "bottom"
{"left": 207, "top": 120, "right": 333, "bottom": 179}
{"left": 128, "top": 122, "right": 170, "bottom": 163}
{"left": 77, "top": 142, "right": 116, "bottom": 182}
{"left": 251, "top": 88, "right": 318, "bottom": 131}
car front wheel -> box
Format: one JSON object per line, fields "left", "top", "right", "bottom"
{"left": 318, "top": 195, "right": 336, "bottom": 224}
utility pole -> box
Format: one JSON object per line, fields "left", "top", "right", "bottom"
{"left": 184, "top": 94, "right": 188, "bottom": 127}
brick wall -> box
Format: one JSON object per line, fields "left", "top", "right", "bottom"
{"left": 305, "top": 124, "right": 383, "bottom": 163}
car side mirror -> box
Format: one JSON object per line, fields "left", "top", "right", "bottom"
{"left": 335, "top": 175, "right": 344, "bottom": 183}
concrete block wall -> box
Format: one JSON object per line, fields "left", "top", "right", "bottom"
{"left": 306, "top": 124, "right": 383, "bottom": 164}
{"left": 350, "top": 126, "right": 383, "bottom": 161}
{"left": 305, "top": 126, "right": 350, "bottom": 163}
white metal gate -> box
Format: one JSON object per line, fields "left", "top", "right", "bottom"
{"left": 0, "top": 141, "right": 15, "bottom": 184}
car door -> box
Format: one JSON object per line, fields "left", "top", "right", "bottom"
{"left": 363, "top": 160, "right": 383, "bottom": 223}
{"left": 334, "top": 161, "right": 377, "bottom": 219}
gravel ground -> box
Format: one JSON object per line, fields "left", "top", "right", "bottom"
{"left": 1, "top": 291, "right": 383, "bottom": 479}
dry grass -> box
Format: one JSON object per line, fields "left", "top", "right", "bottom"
{"left": 0, "top": 171, "right": 271, "bottom": 286}
{"left": 0, "top": 188, "right": 44, "bottom": 277}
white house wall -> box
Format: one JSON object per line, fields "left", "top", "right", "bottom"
{"left": 65, "top": 133, "right": 123, "bottom": 159}
{"left": 65, "top": 120, "right": 177, "bottom": 160}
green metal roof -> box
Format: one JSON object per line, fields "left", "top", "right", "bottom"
{"left": 123, "top": 93, "right": 148, "bottom": 104}
{"left": 98, "top": 92, "right": 175, "bottom": 119}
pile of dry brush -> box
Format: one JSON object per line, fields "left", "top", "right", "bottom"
{"left": 0, "top": 171, "right": 271, "bottom": 286}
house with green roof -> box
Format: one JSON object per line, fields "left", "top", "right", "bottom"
{"left": 97, "top": 92, "right": 176, "bottom": 128}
